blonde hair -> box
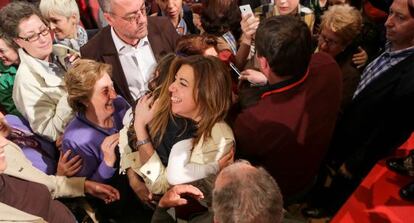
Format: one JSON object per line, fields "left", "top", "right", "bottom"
{"left": 39, "top": 0, "right": 80, "bottom": 22}
{"left": 65, "top": 59, "right": 112, "bottom": 113}
{"left": 149, "top": 55, "right": 232, "bottom": 145}
{"left": 320, "top": 4, "right": 362, "bottom": 45}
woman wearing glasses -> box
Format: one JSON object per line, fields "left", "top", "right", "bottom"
{"left": 317, "top": 4, "right": 364, "bottom": 111}
{"left": 0, "top": 2, "right": 74, "bottom": 142}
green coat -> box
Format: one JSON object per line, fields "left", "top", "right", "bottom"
{"left": 0, "top": 62, "right": 20, "bottom": 116}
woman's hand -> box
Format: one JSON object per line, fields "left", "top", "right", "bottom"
{"left": 127, "top": 169, "right": 153, "bottom": 208}
{"left": 101, "top": 133, "right": 119, "bottom": 167}
{"left": 84, "top": 180, "right": 120, "bottom": 204}
{"left": 218, "top": 147, "right": 235, "bottom": 170}
{"left": 352, "top": 47, "right": 368, "bottom": 69}
{"left": 55, "top": 135, "right": 63, "bottom": 149}
{"left": 134, "top": 94, "right": 159, "bottom": 128}
{"left": 240, "top": 14, "right": 260, "bottom": 45}
{"left": 240, "top": 69, "right": 268, "bottom": 85}
{"left": 56, "top": 150, "right": 82, "bottom": 176}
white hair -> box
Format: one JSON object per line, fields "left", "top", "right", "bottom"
{"left": 39, "top": 0, "right": 80, "bottom": 22}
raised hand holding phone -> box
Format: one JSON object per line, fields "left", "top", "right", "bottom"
{"left": 239, "top": 4, "right": 253, "bottom": 16}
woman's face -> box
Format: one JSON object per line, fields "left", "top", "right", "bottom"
{"left": 318, "top": 27, "right": 346, "bottom": 57}
{"left": 157, "top": 0, "right": 183, "bottom": 20}
{"left": 48, "top": 13, "right": 77, "bottom": 40}
{"left": 0, "top": 39, "right": 19, "bottom": 66}
{"left": 168, "top": 64, "right": 199, "bottom": 121}
{"left": 86, "top": 73, "right": 117, "bottom": 121}
{"left": 14, "top": 14, "right": 52, "bottom": 61}
{"left": 276, "top": 0, "right": 300, "bottom": 15}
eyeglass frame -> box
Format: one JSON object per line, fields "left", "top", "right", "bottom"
{"left": 18, "top": 26, "right": 51, "bottom": 42}
{"left": 317, "top": 32, "right": 343, "bottom": 48}
{"left": 108, "top": 4, "right": 149, "bottom": 23}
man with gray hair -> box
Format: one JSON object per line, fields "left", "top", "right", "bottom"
{"left": 212, "top": 161, "right": 284, "bottom": 223}
{"left": 81, "top": 0, "right": 179, "bottom": 104}
{"left": 152, "top": 161, "right": 284, "bottom": 223}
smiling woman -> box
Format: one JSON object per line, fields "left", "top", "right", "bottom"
{"left": 62, "top": 59, "right": 130, "bottom": 183}
{"left": 0, "top": 1, "right": 74, "bottom": 142}
{"left": 0, "top": 31, "right": 20, "bottom": 116}
{"left": 39, "top": 0, "right": 87, "bottom": 51}
{"left": 120, "top": 56, "right": 234, "bottom": 217}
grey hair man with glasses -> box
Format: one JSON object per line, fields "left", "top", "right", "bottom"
{"left": 81, "top": 0, "right": 179, "bottom": 105}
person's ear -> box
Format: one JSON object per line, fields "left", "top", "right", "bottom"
{"left": 70, "top": 13, "right": 78, "bottom": 25}
{"left": 104, "top": 12, "right": 115, "bottom": 27}
{"left": 257, "top": 55, "right": 271, "bottom": 79}
{"left": 13, "top": 38, "right": 24, "bottom": 48}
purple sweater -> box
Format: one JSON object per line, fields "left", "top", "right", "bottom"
{"left": 5, "top": 114, "right": 57, "bottom": 175}
{"left": 62, "top": 96, "right": 130, "bottom": 182}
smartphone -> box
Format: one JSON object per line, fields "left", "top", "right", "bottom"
{"left": 229, "top": 62, "right": 241, "bottom": 79}
{"left": 52, "top": 44, "right": 80, "bottom": 70}
{"left": 53, "top": 43, "right": 79, "bottom": 57}
{"left": 239, "top": 4, "right": 253, "bottom": 16}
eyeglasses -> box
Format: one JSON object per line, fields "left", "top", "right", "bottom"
{"left": 18, "top": 27, "right": 50, "bottom": 42}
{"left": 318, "top": 33, "right": 341, "bottom": 47}
{"left": 110, "top": 5, "right": 149, "bottom": 23}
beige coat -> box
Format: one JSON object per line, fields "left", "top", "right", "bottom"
{"left": 120, "top": 121, "right": 234, "bottom": 195}
{"left": 13, "top": 48, "right": 73, "bottom": 142}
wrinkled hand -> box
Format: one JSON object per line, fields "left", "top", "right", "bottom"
{"left": 218, "top": 147, "right": 235, "bottom": 170}
{"left": 68, "top": 52, "right": 80, "bottom": 64}
{"left": 240, "top": 14, "right": 260, "bottom": 44}
{"left": 56, "top": 150, "right": 82, "bottom": 177}
{"left": 134, "top": 94, "right": 159, "bottom": 127}
{"left": 84, "top": 180, "right": 120, "bottom": 204}
{"left": 352, "top": 47, "right": 368, "bottom": 69}
{"left": 127, "top": 169, "right": 153, "bottom": 208}
{"left": 240, "top": 69, "right": 268, "bottom": 85}
{"left": 158, "top": 185, "right": 204, "bottom": 208}
{"left": 133, "top": 179, "right": 153, "bottom": 207}
{"left": 101, "top": 133, "right": 119, "bottom": 167}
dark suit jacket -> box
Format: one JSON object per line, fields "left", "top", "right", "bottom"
{"left": 329, "top": 53, "right": 414, "bottom": 176}
{"left": 81, "top": 16, "right": 179, "bottom": 104}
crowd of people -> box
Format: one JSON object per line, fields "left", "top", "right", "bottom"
{"left": 0, "top": 0, "right": 414, "bottom": 222}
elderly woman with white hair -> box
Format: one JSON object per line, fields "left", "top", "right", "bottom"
{"left": 39, "top": 0, "right": 87, "bottom": 51}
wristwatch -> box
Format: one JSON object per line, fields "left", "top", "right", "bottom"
{"left": 134, "top": 138, "right": 151, "bottom": 151}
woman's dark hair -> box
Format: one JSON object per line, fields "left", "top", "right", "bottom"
{"left": 200, "top": 0, "right": 242, "bottom": 40}
{"left": 0, "top": 1, "right": 48, "bottom": 39}
{"left": 175, "top": 34, "right": 218, "bottom": 56}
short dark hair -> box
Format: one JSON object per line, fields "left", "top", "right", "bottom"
{"left": 255, "top": 16, "right": 312, "bottom": 77}
{"left": 175, "top": 34, "right": 218, "bottom": 56}
{"left": 0, "top": 1, "right": 48, "bottom": 40}
{"left": 409, "top": 0, "right": 414, "bottom": 17}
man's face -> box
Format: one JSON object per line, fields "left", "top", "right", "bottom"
{"left": 385, "top": 0, "right": 414, "bottom": 50}
{"left": 105, "top": 0, "right": 148, "bottom": 44}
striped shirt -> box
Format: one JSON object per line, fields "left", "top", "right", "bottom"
{"left": 353, "top": 43, "right": 414, "bottom": 98}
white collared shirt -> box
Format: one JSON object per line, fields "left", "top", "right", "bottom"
{"left": 111, "top": 28, "right": 157, "bottom": 100}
